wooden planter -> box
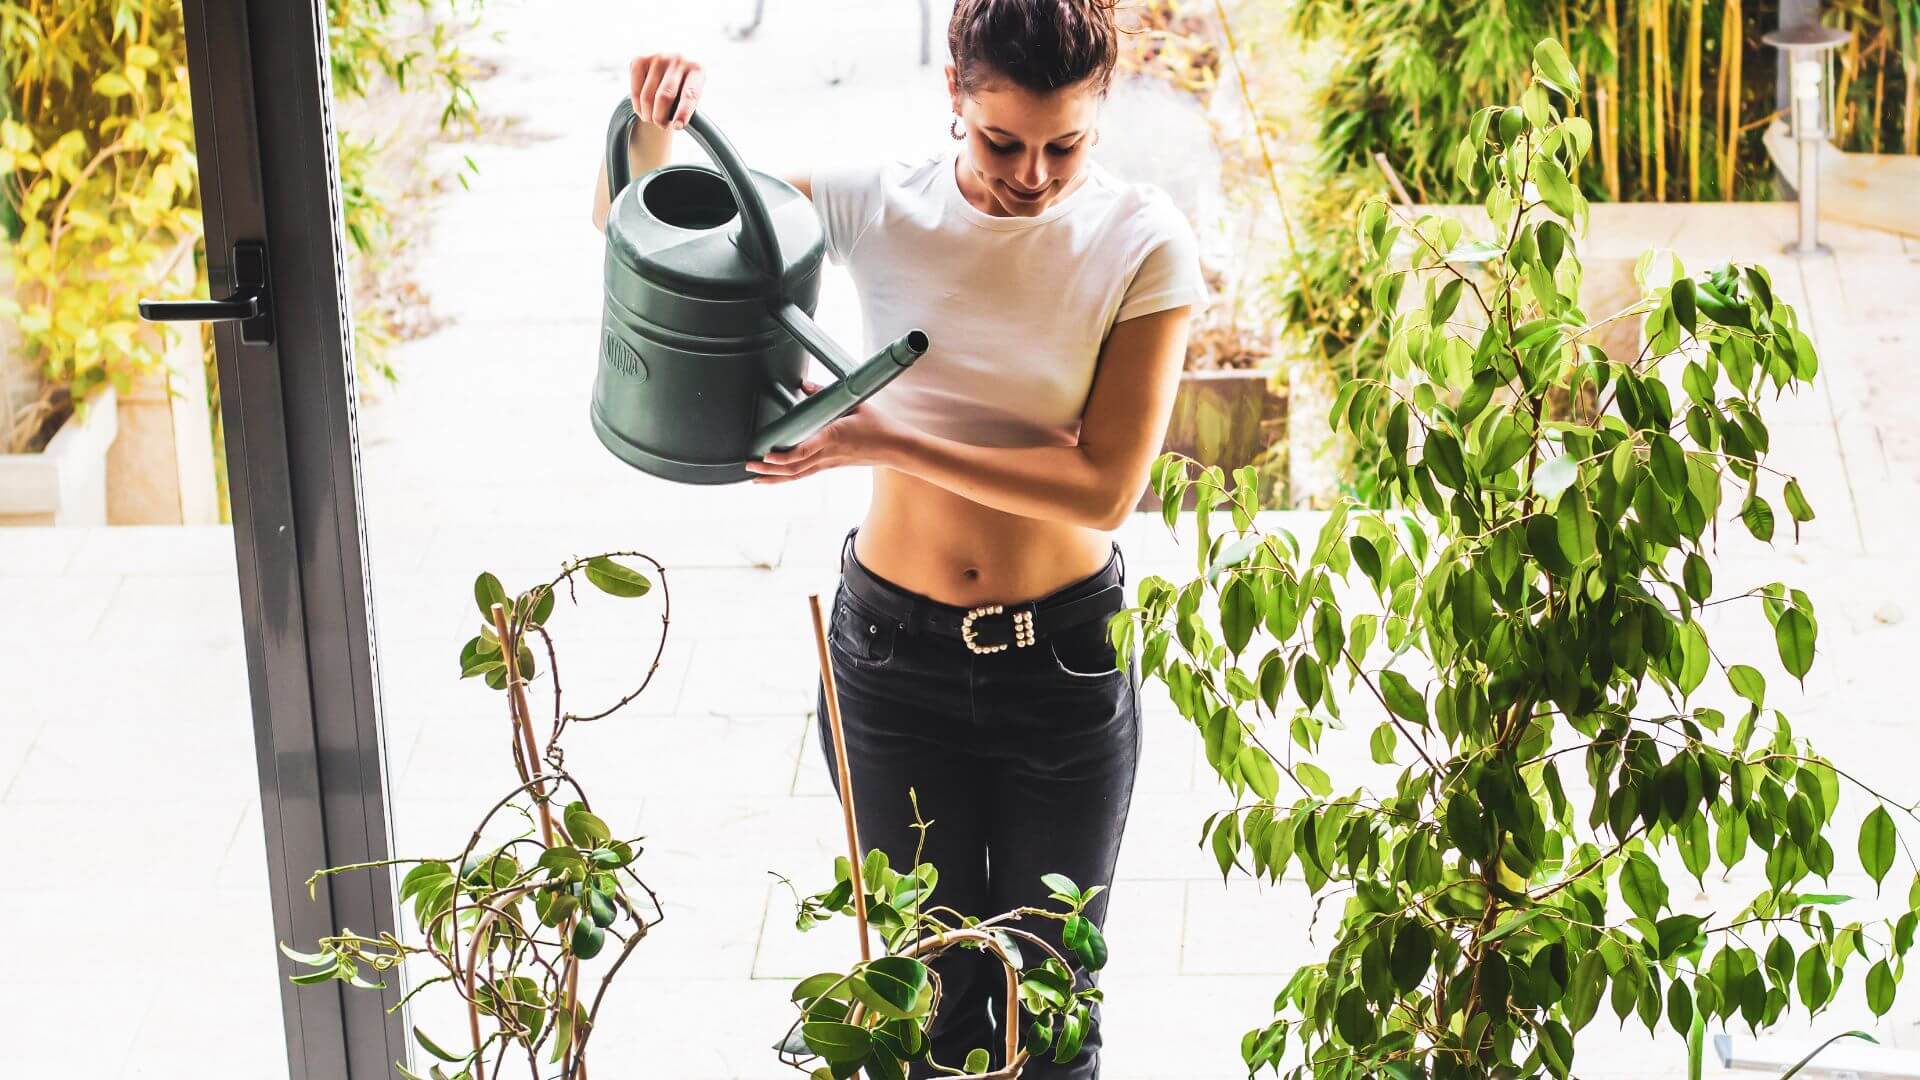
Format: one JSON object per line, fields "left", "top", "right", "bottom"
{"left": 1134, "top": 367, "right": 1288, "bottom": 513}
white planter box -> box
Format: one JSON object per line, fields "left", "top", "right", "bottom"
{"left": 0, "top": 383, "right": 118, "bottom": 526}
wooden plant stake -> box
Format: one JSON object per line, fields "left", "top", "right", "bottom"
{"left": 808, "top": 592, "right": 871, "bottom": 963}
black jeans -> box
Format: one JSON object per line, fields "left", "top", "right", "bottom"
{"left": 814, "top": 526, "right": 1141, "bottom": 1079}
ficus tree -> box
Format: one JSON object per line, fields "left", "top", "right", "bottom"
{"left": 279, "top": 553, "right": 667, "bottom": 1080}
{"left": 1126, "top": 38, "right": 1918, "bottom": 1080}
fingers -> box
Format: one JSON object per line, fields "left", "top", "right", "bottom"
{"left": 650, "top": 62, "right": 683, "bottom": 127}
{"left": 629, "top": 55, "right": 704, "bottom": 129}
{"left": 668, "top": 67, "right": 705, "bottom": 130}
{"left": 629, "top": 56, "right": 659, "bottom": 120}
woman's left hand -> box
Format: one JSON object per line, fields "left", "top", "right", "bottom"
{"left": 745, "top": 380, "right": 911, "bottom": 482}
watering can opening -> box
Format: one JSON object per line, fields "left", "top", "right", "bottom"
{"left": 642, "top": 168, "right": 739, "bottom": 231}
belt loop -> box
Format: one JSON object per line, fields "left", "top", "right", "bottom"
{"left": 841, "top": 527, "right": 855, "bottom": 574}
{"left": 1114, "top": 541, "right": 1126, "bottom": 585}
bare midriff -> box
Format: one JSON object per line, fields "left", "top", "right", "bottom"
{"left": 853, "top": 464, "right": 1114, "bottom": 609}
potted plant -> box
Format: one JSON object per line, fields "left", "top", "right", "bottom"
{"left": 1127, "top": 40, "right": 1919, "bottom": 1078}
{"left": 279, "top": 553, "right": 668, "bottom": 1079}
{"left": 772, "top": 788, "right": 1110, "bottom": 1080}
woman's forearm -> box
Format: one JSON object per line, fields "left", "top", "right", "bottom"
{"left": 591, "top": 121, "right": 674, "bottom": 230}
{"left": 879, "top": 428, "right": 1126, "bottom": 531}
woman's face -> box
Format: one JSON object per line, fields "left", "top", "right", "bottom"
{"left": 947, "top": 68, "right": 1101, "bottom": 217}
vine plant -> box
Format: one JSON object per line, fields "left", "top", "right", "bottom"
{"left": 1129, "top": 39, "right": 1919, "bottom": 1079}
{"left": 279, "top": 553, "right": 669, "bottom": 1080}
{"left": 772, "top": 788, "right": 1109, "bottom": 1080}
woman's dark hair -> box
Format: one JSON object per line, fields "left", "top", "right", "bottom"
{"left": 947, "top": 0, "right": 1120, "bottom": 96}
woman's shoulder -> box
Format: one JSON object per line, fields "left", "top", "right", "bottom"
{"left": 1085, "top": 165, "right": 1195, "bottom": 245}
{"left": 812, "top": 150, "right": 948, "bottom": 194}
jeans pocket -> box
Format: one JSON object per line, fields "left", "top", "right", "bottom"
{"left": 829, "top": 585, "right": 899, "bottom": 669}
{"left": 1044, "top": 612, "right": 1125, "bottom": 680}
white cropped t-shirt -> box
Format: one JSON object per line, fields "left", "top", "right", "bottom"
{"left": 807, "top": 148, "right": 1211, "bottom": 448}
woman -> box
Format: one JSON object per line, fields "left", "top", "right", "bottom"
{"left": 591, "top": 2, "right": 1206, "bottom": 1075}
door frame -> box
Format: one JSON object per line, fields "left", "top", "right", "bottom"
{"left": 174, "top": 2, "right": 408, "bottom": 1075}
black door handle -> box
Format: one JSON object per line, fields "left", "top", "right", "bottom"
{"left": 140, "top": 240, "right": 274, "bottom": 346}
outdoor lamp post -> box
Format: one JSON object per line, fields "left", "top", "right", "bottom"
{"left": 1762, "top": 23, "right": 1850, "bottom": 257}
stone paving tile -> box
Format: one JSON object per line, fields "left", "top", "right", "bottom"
{"left": 0, "top": 571, "right": 120, "bottom": 645}
{"left": 0, "top": 800, "right": 245, "bottom": 903}
{"left": 2, "top": 975, "right": 155, "bottom": 1078}
{"left": 9, "top": 707, "right": 257, "bottom": 804}
{"left": 85, "top": 572, "right": 241, "bottom": 646}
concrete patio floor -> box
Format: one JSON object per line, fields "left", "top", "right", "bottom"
{"left": 5, "top": 1, "right": 1920, "bottom": 1076}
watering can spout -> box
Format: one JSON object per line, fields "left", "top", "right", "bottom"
{"left": 751, "top": 301, "right": 927, "bottom": 457}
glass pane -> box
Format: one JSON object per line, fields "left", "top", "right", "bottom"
{"left": 0, "top": 2, "right": 281, "bottom": 1072}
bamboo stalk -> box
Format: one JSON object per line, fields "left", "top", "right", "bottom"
{"left": 1653, "top": 0, "right": 1670, "bottom": 200}
{"left": 1603, "top": 0, "right": 1623, "bottom": 199}
{"left": 1836, "top": 22, "right": 1859, "bottom": 146}
{"left": 1907, "top": 44, "right": 1918, "bottom": 155}
{"left": 1874, "top": 42, "right": 1888, "bottom": 152}
{"left": 1905, "top": 4, "right": 1920, "bottom": 154}
{"left": 1638, "top": 2, "right": 1653, "bottom": 195}
{"left": 1684, "top": 0, "right": 1703, "bottom": 198}
{"left": 1722, "top": 0, "right": 1744, "bottom": 197}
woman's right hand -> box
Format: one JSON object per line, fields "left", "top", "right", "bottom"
{"left": 629, "top": 53, "right": 705, "bottom": 131}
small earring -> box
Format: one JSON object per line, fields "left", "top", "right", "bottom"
{"left": 950, "top": 116, "right": 965, "bottom": 140}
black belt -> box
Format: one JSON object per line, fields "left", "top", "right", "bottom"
{"left": 839, "top": 535, "right": 1127, "bottom": 656}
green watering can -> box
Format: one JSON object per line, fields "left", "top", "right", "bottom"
{"left": 592, "top": 98, "right": 928, "bottom": 483}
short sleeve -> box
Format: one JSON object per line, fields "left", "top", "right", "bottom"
{"left": 1115, "top": 198, "right": 1211, "bottom": 323}
{"left": 808, "top": 160, "right": 885, "bottom": 267}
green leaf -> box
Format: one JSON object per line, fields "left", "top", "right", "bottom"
{"left": 564, "top": 802, "right": 611, "bottom": 847}
{"left": 1649, "top": 434, "right": 1688, "bottom": 499}
{"left": 584, "top": 556, "right": 651, "bottom": 598}
{"left": 1860, "top": 806, "right": 1896, "bottom": 890}
{"left": 1378, "top": 670, "right": 1427, "bottom": 727}
{"left": 1369, "top": 722, "right": 1398, "bottom": 765}
{"left": 1238, "top": 745, "right": 1280, "bottom": 801}
{"left": 1041, "top": 873, "right": 1082, "bottom": 903}
{"left": 1564, "top": 950, "right": 1606, "bottom": 1032}
{"left": 1775, "top": 608, "right": 1816, "bottom": 680}
{"left": 1741, "top": 493, "right": 1775, "bottom": 542}
{"left": 1671, "top": 278, "right": 1697, "bottom": 335}
{"left": 474, "top": 572, "right": 508, "bottom": 620}
{"left": 1296, "top": 762, "right": 1332, "bottom": 797}
{"left": 1533, "top": 452, "right": 1577, "bottom": 500}
{"left": 1446, "top": 792, "right": 1490, "bottom": 861}
{"left": 1054, "top": 1009, "right": 1087, "bottom": 1063}
{"left": 1389, "top": 922, "right": 1433, "bottom": 992}
{"left": 1532, "top": 38, "right": 1580, "bottom": 97}
{"left": 1728, "top": 664, "right": 1766, "bottom": 707}
{"left": 803, "top": 1021, "right": 873, "bottom": 1065}
{"left": 1779, "top": 1032, "right": 1877, "bottom": 1079}
{"left": 1620, "top": 852, "right": 1668, "bottom": 921}
{"left": 1868, "top": 959, "right": 1896, "bottom": 1016}
{"left": 859, "top": 956, "right": 930, "bottom": 1017}
{"left": 1533, "top": 156, "right": 1578, "bottom": 221}
{"left": 1783, "top": 478, "right": 1815, "bottom": 523}
{"left": 414, "top": 1027, "right": 469, "bottom": 1064}
{"left": 1064, "top": 914, "right": 1109, "bottom": 971}
{"left": 570, "top": 919, "right": 605, "bottom": 960}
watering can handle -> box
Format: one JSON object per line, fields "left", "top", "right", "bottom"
{"left": 605, "top": 98, "right": 786, "bottom": 283}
